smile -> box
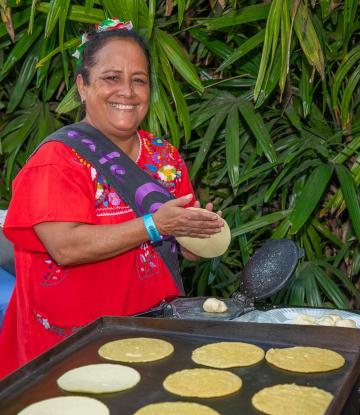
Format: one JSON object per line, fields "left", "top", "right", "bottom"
{"left": 109, "top": 103, "right": 136, "bottom": 110}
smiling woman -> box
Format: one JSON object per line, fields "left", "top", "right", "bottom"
{"left": 0, "top": 19, "right": 224, "bottom": 379}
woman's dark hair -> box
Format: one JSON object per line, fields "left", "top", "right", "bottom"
{"left": 75, "top": 29, "right": 150, "bottom": 85}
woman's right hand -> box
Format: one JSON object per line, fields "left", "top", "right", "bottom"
{"left": 152, "top": 194, "right": 224, "bottom": 238}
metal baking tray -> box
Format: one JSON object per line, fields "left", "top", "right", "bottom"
{"left": 0, "top": 317, "right": 359, "bottom": 414}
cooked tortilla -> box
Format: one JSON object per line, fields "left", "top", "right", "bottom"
{"left": 176, "top": 208, "right": 231, "bottom": 258}
{"left": 163, "top": 368, "right": 242, "bottom": 398}
{"left": 18, "top": 396, "right": 109, "bottom": 415}
{"left": 57, "top": 363, "right": 140, "bottom": 393}
{"left": 98, "top": 337, "right": 174, "bottom": 363}
{"left": 133, "top": 402, "right": 220, "bottom": 415}
{"left": 192, "top": 341, "right": 264, "bottom": 368}
{"left": 251, "top": 383, "right": 333, "bottom": 415}
{"left": 265, "top": 346, "right": 345, "bottom": 373}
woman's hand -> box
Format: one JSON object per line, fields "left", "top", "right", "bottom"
{"left": 152, "top": 194, "right": 223, "bottom": 238}
{"left": 179, "top": 199, "right": 223, "bottom": 261}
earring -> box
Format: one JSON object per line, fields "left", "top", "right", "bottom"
{"left": 81, "top": 97, "right": 85, "bottom": 104}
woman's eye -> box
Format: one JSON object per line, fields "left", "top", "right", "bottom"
{"left": 134, "top": 78, "right": 147, "bottom": 84}
{"left": 106, "top": 76, "right": 118, "bottom": 82}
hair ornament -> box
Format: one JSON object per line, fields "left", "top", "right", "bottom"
{"left": 72, "top": 18, "right": 133, "bottom": 62}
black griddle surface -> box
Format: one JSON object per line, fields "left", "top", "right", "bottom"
{"left": 0, "top": 317, "right": 359, "bottom": 415}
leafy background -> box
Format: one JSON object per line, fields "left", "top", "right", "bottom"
{"left": 0, "top": 0, "right": 359, "bottom": 309}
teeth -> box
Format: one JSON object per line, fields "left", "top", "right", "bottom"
{"left": 110, "top": 103, "right": 135, "bottom": 109}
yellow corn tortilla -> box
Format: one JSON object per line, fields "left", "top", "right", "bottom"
{"left": 192, "top": 341, "right": 264, "bottom": 368}
{"left": 251, "top": 383, "right": 333, "bottom": 415}
{"left": 133, "top": 402, "right": 220, "bottom": 415}
{"left": 176, "top": 208, "right": 231, "bottom": 258}
{"left": 265, "top": 346, "right": 345, "bottom": 373}
{"left": 98, "top": 337, "right": 174, "bottom": 363}
{"left": 163, "top": 368, "right": 242, "bottom": 398}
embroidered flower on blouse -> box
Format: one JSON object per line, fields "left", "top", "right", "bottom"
{"left": 158, "top": 165, "right": 177, "bottom": 182}
{"left": 152, "top": 152, "right": 161, "bottom": 164}
{"left": 152, "top": 137, "right": 164, "bottom": 147}
{"left": 108, "top": 192, "right": 121, "bottom": 206}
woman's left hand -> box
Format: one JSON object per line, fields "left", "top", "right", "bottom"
{"left": 180, "top": 201, "right": 222, "bottom": 261}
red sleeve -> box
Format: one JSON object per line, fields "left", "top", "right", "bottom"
{"left": 4, "top": 142, "right": 96, "bottom": 252}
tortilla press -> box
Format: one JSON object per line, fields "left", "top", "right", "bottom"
{"left": 137, "top": 239, "right": 304, "bottom": 320}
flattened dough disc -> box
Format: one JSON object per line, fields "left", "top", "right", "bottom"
{"left": 251, "top": 384, "right": 333, "bottom": 415}
{"left": 18, "top": 396, "right": 109, "bottom": 415}
{"left": 192, "top": 341, "right": 264, "bottom": 368}
{"left": 133, "top": 402, "right": 220, "bottom": 415}
{"left": 265, "top": 346, "right": 345, "bottom": 373}
{"left": 98, "top": 337, "right": 174, "bottom": 363}
{"left": 57, "top": 363, "right": 140, "bottom": 393}
{"left": 163, "top": 368, "right": 242, "bottom": 398}
{"left": 176, "top": 208, "right": 231, "bottom": 258}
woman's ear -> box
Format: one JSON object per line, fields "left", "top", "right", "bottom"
{"left": 76, "top": 74, "right": 86, "bottom": 103}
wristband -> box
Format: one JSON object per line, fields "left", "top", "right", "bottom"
{"left": 143, "top": 213, "right": 162, "bottom": 242}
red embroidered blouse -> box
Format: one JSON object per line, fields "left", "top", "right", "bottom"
{"left": 0, "top": 130, "right": 194, "bottom": 378}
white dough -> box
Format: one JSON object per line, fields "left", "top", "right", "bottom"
{"left": 176, "top": 208, "right": 231, "bottom": 258}
{"left": 293, "top": 314, "right": 316, "bottom": 325}
{"left": 18, "top": 396, "right": 109, "bottom": 415}
{"left": 203, "top": 298, "right": 228, "bottom": 313}
{"left": 292, "top": 313, "right": 357, "bottom": 328}
{"left": 335, "top": 319, "right": 356, "bottom": 328}
{"left": 317, "top": 316, "right": 336, "bottom": 326}
{"left": 57, "top": 363, "right": 140, "bottom": 393}
{"left": 325, "top": 314, "right": 342, "bottom": 323}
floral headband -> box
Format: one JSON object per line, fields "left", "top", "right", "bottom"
{"left": 72, "top": 18, "right": 133, "bottom": 62}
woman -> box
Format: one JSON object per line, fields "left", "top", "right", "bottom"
{"left": 0, "top": 20, "right": 223, "bottom": 379}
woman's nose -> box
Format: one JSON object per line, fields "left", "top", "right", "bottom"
{"left": 116, "top": 79, "right": 133, "bottom": 97}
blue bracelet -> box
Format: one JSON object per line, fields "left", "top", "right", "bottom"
{"left": 143, "top": 213, "right": 162, "bottom": 242}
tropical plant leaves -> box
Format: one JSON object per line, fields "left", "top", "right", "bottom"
{"left": 289, "top": 163, "right": 333, "bottom": 234}
{"left": 1, "top": 0, "right": 360, "bottom": 308}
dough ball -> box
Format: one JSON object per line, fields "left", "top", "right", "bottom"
{"left": 293, "top": 314, "right": 316, "bottom": 325}
{"left": 323, "top": 314, "right": 342, "bottom": 323}
{"left": 203, "top": 298, "right": 228, "bottom": 313}
{"left": 317, "top": 317, "right": 335, "bottom": 326}
{"left": 335, "top": 319, "right": 356, "bottom": 328}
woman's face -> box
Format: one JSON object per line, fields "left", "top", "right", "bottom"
{"left": 77, "top": 38, "right": 150, "bottom": 141}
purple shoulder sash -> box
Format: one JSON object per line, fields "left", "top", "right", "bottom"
{"left": 37, "top": 122, "right": 184, "bottom": 294}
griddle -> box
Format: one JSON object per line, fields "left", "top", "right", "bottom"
{"left": 0, "top": 317, "right": 359, "bottom": 415}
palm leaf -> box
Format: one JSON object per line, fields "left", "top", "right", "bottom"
{"left": 199, "top": 4, "right": 270, "bottom": 30}
{"left": 289, "top": 163, "right": 333, "bottom": 234}
{"left": 156, "top": 28, "right": 203, "bottom": 92}
{"left": 335, "top": 164, "right": 360, "bottom": 240}
{"left": 238, "top": 98, "right": 277, "bottom": 163}
{"left": 225, "top": 106, "right": 240, "bottom": 190}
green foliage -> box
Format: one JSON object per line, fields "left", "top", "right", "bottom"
{"left": 0, "top": 0, "right": 359, "bottom": 308}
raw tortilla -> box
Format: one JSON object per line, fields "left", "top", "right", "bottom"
{"left": 176, "top": 208, "right": 231, "bottom": 258}
{"left": 98, "top": 337, "right": 174, "bottom": 363}
{"left": 203, "top": 298, "right": 228, "bottom": 313}
{"left": 192, "top": 341, "right": 264, "bottom": 368}
{"left": 163, "top": 368, "right": 242, "bottom": 398}
{"left": 251, "top": 383, "right": 333, "bottom": 415}
{"left": 133, "top": 402, "right": 220, "bottom": 415}
{"left": 18, "top": 396, "right": 109, "bottom": 415}
{"left": 265, "top": 346, "right": 345, "bottom": 373}
{"left": 57, "top": 363, "right": 140, "bottom": 393}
